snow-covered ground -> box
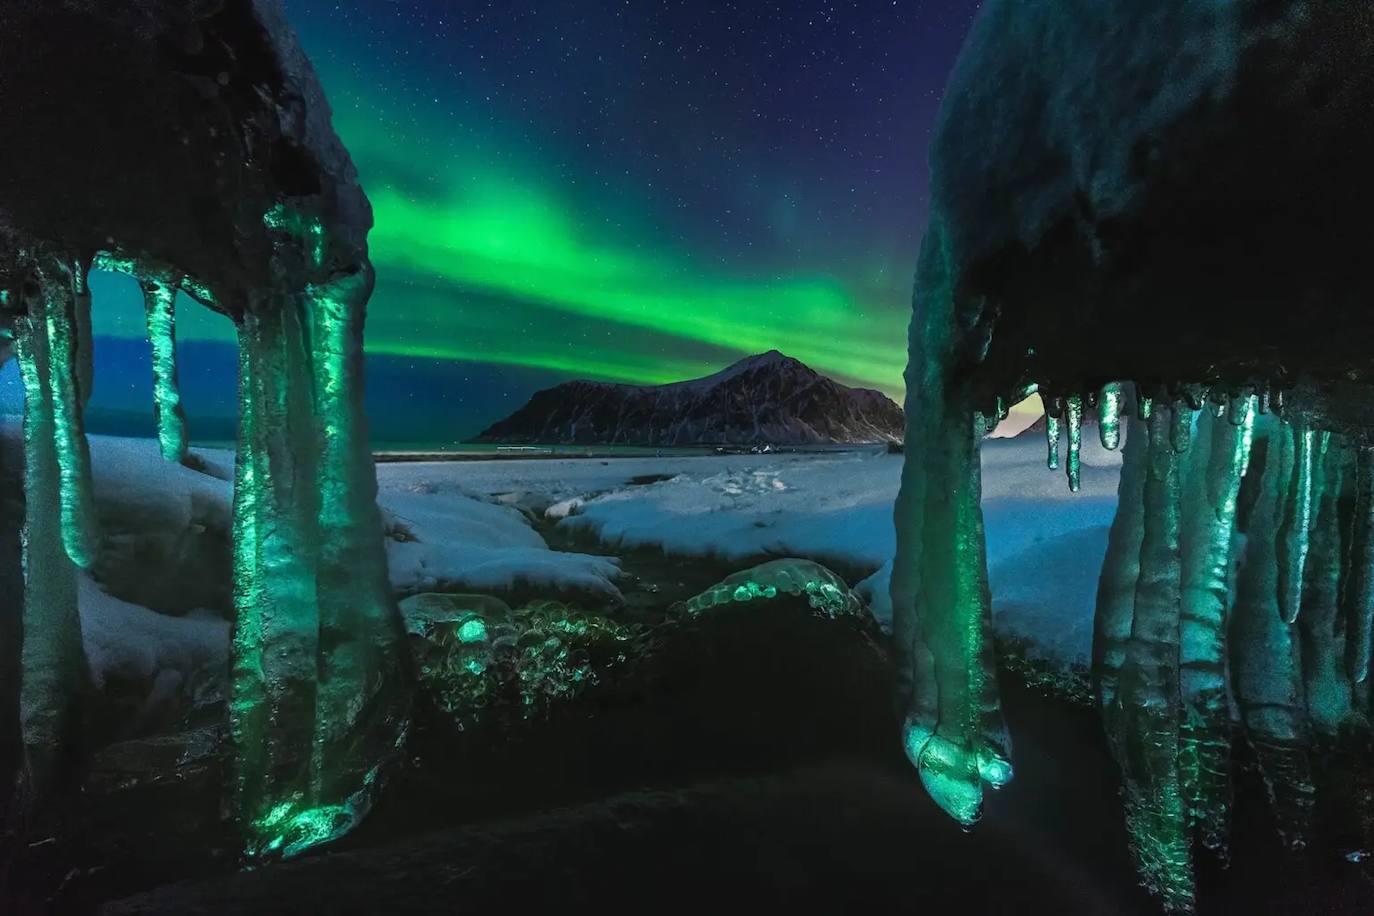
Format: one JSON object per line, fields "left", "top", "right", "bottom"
{"left": 344, "top": 432, "right": 1118, "bottom": 665}
{"left": 3, "top": 424, "right": 1122, "bottom": 712}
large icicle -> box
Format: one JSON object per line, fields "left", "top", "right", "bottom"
{"left": 1178, "top": 398, "right": 1253, "bottom": 854}
{"left": 1276, "top": 423, "right": 1320, "bottom": 624}
{"left": 1230, "top": 416, "right": 1314, "bottom": 848}
{"left": 230, "top": 301, "right": 323, "bottom": 858}
{"left": 1111, "top": 407, "right": 1192, "bottom": 913}
{"left": 1344, "top": 448, "right": 1374, "bottom": 685}
{"left": 1098, "top": 383, "right": 1123, "bottom": 450}
{"left": 304, "top": 263, "right": 410, "bottom": 832}
{"left": 140, "top": 274, "right": 189, "bottom": 464}
{"left": 892, "top": 221, "right": 1008, "bottom": 827}
{"left": 32, "top": 257, "right": 97, "bottom": 569}
{"left": 1094, "top": 411, "right": 1148, "bottom": 724}
{"left": 12, "top": 269, "right": 86, "bottom": 798}
{"left": 1297, "top": 439, "right": 1351, "bottom": 736}
{"left": 1169, "top": 403, "right": 1194, "bottom": 454}
{"left": 229, "top": 210, "right": 408, "bottom": 859}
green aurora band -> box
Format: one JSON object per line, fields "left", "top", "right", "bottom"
{"left": 84, "top": 56, "right": 915, "bottom": 398}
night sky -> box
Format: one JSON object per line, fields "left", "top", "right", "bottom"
{"left": 3, "top": 0, "right": 986, "bottom": 443}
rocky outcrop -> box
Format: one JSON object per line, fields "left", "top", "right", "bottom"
{"left": 476, "top": 350, "right": 904, "bottom": 446}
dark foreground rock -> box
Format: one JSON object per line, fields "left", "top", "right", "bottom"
{"left": 102, "top": 670, "right": 1374, "bottom": 916}
{"left": 101, "top": 759, "right": 1131, "bottom": 916}
{"left": 6, "top": 582, "right": 894, "bottom": 912}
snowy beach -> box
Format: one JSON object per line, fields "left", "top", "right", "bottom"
{"left": 39, "top": 425, "right": 1123, "bottom": 699}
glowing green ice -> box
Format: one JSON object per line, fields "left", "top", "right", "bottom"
{"left": 892, "top": 219, "right": 1010, "bottom": 828}
{"left": 227, "top": 209, "right": 409, "bottom": 860}
{"left": 1065, "top": 395, "right": 1083, "bottom": 492}
{"left": 684, "top": 559, "right": 865, "bottom": 620}
{"left": 1098, "top": 383, "right": 1122, "bottom": 450}
{"left": 12, "top": 271, "right": 85, "bottom": 796}
{"left": 140, "top": 274, "right": 189, "bottom": 463}
{"left": 31, "top": 258, "right": 98, "bottom": 570}
{"left": 457, "top": 618, "right": 488, "bottom": 643}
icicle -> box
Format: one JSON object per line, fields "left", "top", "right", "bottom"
{"left": 230, "top": 301, "right": 322, "bottom": 859}
{"left": 12, "top": 283, "right": 84, "bottom": 798}
{"left": 1178, "top": 399, "right": 1253, "bottom": 854}
{"left": 140, "top": 274, "right": 189, "bottom": 463}
{"left": 1045, "top": 413, "right": 1061, "bottom": 470}
{"left": 304, "top": 263, "right": 409, "bottom": 828}
{"left": 1276, "top": 423, "right": 1320, "bottom": 624}
{"left": 1343, "top": 448, "right": 1374, "bottom": 684}
{"left": 72, "top": 255, "right": 93, "bottom": 407}
{"left": 1066, "top": 395, "right": 1083, "bottom": 493}
{"left": 1113, "top": 408, "right": 1192, "bottom": 912}
{"left": 1094, "top": 411, "right": 1148, "bottom": 723}
{"left": 1170, "top": 402, "right": 1194, "bottom": 454}
{"left": 229, "top": 208, "right": 409, "bottom": 859}
{"left": 33, "top": 257, "right": 98, "bottom": 569}
{"left": 1098, "top": 382, "right": 1122, "bottom": 450}
{"left": 1231, "top": 416, "right": 1315, "bottom": 848}
{"left": 1297, "top": 440, "right": 1351, "bottom": 736}
{"left": 893, "top": 220, "right": 1008, "bottom": 827}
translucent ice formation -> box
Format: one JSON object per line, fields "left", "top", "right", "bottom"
{"left": 679, "top": 558, "right": 867, "bottom": 620}
{"left": 893, "top": 1, "right": 1374, "bottom": 907}
{"left": 0, "top": 0, "right": 411, "bottom": 860}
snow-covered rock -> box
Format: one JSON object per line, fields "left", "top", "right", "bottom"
{"left": 376, "top": 469, "right": 622, "bottom": 603}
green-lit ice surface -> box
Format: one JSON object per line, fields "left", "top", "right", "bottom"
{"left": 11, "top": 252, "right": 90, "bottom": 798}
{"left": 891, "top": 219, "right": 1010, "bottom": 828}
{"left": 681, "top": 558, "right": 867, "bottom": 620}
{"left": 139, "top": 273, "right": 189, "bottom": 464}
{"left": 409, "top": 560, "right": 874, "bottom": 737}
{"left": 1089, "top": 396, "right": 1374, "bottom": 909}
{"left": 229, "top": 208, "right": 410, "bottom": 860}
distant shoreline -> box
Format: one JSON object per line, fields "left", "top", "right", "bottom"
{"left": 373, "top": 442, "right": 893, "bottom": 463}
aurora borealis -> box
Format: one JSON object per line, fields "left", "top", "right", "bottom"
{"left": 4, "top": 0, "right": 987, "bottom": 441}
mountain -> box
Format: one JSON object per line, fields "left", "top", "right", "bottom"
{"left": 474, "top": 350, "right": 904, "bottom": 446}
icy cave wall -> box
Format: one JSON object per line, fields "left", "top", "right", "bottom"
{"left": 0, "top": 0, "right": 408, "bottom": 856}
{"left": 894, "top": 1, "right": 1374, "bottom": 910}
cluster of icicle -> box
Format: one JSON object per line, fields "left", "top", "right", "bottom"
{"left": 5, "top": 248, "right": 197, "bottom": 798}
{"left": 893, "top": 226, "right": 1371, "bottom": 909}
{"left": 5, "top": 239, "right": 407, "bottom": 860}
{"left": 1055, "top": 383, "right": 1372, "bottom": 911}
